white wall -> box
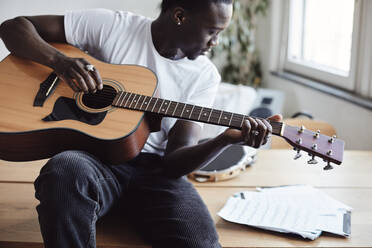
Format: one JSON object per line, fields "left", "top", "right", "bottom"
{"left": 0, "top": 0, "right": 161, "bottom": 59}
{"left": 256, "top": 2, "right": 372, "bottom": 150}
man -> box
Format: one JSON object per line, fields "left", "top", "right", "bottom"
{"left": 0, "top": 0, "right": 281, "bottom": 247}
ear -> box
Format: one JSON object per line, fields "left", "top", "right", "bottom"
{"left": 172, "top": 7, "right": 186, "bottom": 26}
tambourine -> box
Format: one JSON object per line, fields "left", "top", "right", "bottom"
{"left": 188, "top": 144, "right": 257, "bottom": 183}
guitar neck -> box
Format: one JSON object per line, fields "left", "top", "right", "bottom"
{"left": 112, "top": 91, "right": 284, "bottom": 136}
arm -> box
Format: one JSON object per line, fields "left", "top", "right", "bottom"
{"left": 0, "top": 15, "right": 102, "bottom": 93}
{"left": 162, "top": 114, "right": 282, "bottom": 178}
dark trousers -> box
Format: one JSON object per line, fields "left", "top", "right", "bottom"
{"left": 34, "top": 150, "right": 221, "bottom": 248}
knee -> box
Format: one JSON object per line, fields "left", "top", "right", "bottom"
{"left": 34, "top": 151, "right": 97, "bottom": 191}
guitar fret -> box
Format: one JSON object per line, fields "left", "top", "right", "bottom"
{"left": 149, "top": 97, "right": 158, "bottom": 111}
{"left": 230, "top": 114, "right": 243, "bottom": 128}
{"left": 113, "top": 92, "right": 122, "bottom": 106}
{"left": 208, "top": 109, "right": 221, "bottom": 125}
{"left": 172, "top": 102, "right": 179, "bottom": 116}
{"left": 118, "top": 92, "right": 127, "bottom": 107}
{"left": 207, "top": 109, "right": 212, "bottom": 122}
{"left": 157, "top": 99, "right": 165, "bottom": 113}
{"left": 151, "top": 98, "right": 159, "bottom": 112}
{"left": 217, "top": 110, "right": 223, "bottom": 124}
{"left": 183, "top": 104, "right": 193, "bottom": 118}
{"left": 119, "top": 92, "right": 128, "bottom": 106}
{"left": 123, "top": 92, "right": 133, "bottom": 107}
{"left": 128, "top": 93, "right": 137, "bottom": 108}
{"left": 145, "top": 96, "right": 153, "bottom": 111}
{"left": 220, "top": 111, "right": 233, "bottom": 126}
{"left": 180, "top": 104, "right": 186, "bottom": 117}
{"left": 240, "top": 115, "right": 245, "bottom": 128}
{"left": 134, "top": 95, "right": 143, "bottom": 109}
{"left": 199, "top": 108, "right": 212, "bottom": 123}
{"left": 158, "top": 100, "right": 170, "bottom": 114}
{"left": 197, "top": 107, "right": 203, "bottom": 120}
{"left": 189, "top": 105, "right": 195, "bottom": 119}
{"left": 229, "top": 113, "right": 234, "bottom": 126}
{"left": 165, "top": 100, "right": 172, "bottom": 114}
{"left": 139, "top": 96, "right": 148, "bottom": 110}
{"left": 208, "top": 109, "right": 216, "bottom": 123}
{"left": 145, "top": 97, "right": 152, "bottom": 111}
{"left": 154, "top": 99, "right": 164, "bottom": 113}
{"left": 129, "top": 94, "right": 140, "bottom": 109}
{"left": 191, "top": 106, "right": 202, "bottom": 121}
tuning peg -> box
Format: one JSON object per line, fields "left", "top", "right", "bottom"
{"left": 328, "top": 135, "right": 336, "bottom": 143}
{"left": 294, "top": 148, "right": 302, "bottom": 160}
{"left": 307, "top": 155, "right": 318, "bottom": 164}
{"left": 311, "top": 144, "right": 318, "bottom": 150}
{"left": 298, "top": 125, "right": 305, "bottom": 134}
{"left": 314, "top": 130, "right": 320, "bottom": 139}
{"left": 323, "top": 161, "right": 334, "bottom": 170}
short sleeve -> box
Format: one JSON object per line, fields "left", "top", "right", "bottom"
{"left": 64, "top": 8, "right": 123, "bottom": 51}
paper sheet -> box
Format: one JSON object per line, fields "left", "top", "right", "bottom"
{"left": 218, "top": 185, "right": 351, "bottom": 240}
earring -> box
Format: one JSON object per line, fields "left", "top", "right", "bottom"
{"left": 177, "top": 21, "right": 181, "bottom": 26}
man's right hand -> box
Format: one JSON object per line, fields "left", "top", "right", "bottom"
{"left": 53, "top": 54, "right": 103, "bottom": 93}
{"left": 0, "top": 15, "right": 103, "bottom": 94}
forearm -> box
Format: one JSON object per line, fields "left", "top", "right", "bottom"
{"left": 162, "top": 133, "right": 231, "bottom": 178}
{"left": 0, "top": 17, "right": 64, "bottom": 69}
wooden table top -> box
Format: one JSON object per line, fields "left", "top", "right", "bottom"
{"left": 1, "top": 150, "right": 371, "bottom": 187}
{"left": 1, "top": 150, "right": 372, "bottom": 247}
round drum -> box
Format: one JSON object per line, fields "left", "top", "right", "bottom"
{"left": 188, "top": 144, "right": 257, "bottom": 182}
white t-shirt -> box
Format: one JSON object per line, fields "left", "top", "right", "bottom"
{"left": 64, "top": 8, "right": 221, "bottom": 155}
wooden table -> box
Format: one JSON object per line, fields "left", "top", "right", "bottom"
{"left": 0, "top": 150, "right": 371, "bottom": 247}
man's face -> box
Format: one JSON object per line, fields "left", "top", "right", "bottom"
{"left": 177, "top": 2, "right": 233, "bottom": 60}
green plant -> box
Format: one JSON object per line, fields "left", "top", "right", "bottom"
{"left": 210, "top": 0, "right": 269, "bottom": 87}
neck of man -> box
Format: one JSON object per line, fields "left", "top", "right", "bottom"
{"left": 151, "top": 14, "right": 186, "bottom": 60}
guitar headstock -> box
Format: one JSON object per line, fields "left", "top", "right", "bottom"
{"left": 281, "top": 124, "right": 345, "bottom": 170}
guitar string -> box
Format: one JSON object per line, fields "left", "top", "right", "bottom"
{"left": 84, "top": 91, "right": 280, "bottom": 125}
{"left": 80, "top": 92, "right": 283, "bottom": 129}
{"left": 83, "top": 98, "right": 283, "bottom": 128}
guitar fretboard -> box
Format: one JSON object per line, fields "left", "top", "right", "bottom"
{"left": 112, "top": 91, "right": 283, "bottom": 135}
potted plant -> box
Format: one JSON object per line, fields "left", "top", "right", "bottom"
{"left": 210, "top": 0, "right": 269, "bottom": 87}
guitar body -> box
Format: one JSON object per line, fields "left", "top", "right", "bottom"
{"left": 0, "top": 44, "right": 158, "bottom": 164}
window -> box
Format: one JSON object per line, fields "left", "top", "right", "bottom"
{"left": 278, "top": 0, "right": 372, "bottom": 98}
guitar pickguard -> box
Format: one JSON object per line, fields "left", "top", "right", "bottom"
{"left": 43, "top": 97, "right": 107, "bottom": 125}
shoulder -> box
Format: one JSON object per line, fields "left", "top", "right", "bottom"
{"left": 65, "top": 8, "right": 150, "bottom": 29}
{"left": 64, "top": 8, "right": 151, "bottom": 50}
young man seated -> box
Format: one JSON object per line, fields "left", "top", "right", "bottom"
{"left": 0, "top": 0, "right": 281, "bottom": 247}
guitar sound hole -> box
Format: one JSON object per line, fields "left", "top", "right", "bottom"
{"left": 82, "top": 85, "right": 117, "bottom": 109}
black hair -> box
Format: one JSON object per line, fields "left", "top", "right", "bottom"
{"left": 160, "top": 0, "right": 233, "bottom": 13}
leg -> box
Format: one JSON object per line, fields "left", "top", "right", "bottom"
{"left": 124, "top": 158, "right": 221, "bottom": 248}
{"left": 34, "top": 150, "right": 128, "bottom": 248}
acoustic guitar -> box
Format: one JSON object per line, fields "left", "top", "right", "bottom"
{"left": 0, "top": 44, "right": 344, "bottom": 169}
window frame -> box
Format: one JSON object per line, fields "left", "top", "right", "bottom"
{"left": 279, "top": 0, "right": 370, "bottom": 93}
{"left": 355, "top": 0, "right": 372, "bottom": 98}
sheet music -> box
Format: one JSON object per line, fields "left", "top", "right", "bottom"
{"left": 218, "top": 185, "right": 351, "bottom": 240}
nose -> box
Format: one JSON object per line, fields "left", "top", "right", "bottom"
{"left": 208, "top": 36, "right": 219, "bottom": 47}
